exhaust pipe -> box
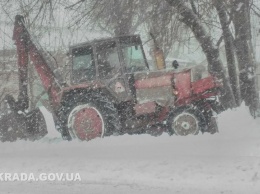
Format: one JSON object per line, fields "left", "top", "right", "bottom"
{"left": 150, "top": 32, "right": 166, "bottom": 70}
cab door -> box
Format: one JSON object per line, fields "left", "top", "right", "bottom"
{"left": 95, "top": 40, "right": 133, "bottom": 102}
{"left": 118, "top": 36, "right": 150, "bottom": 103}
{"left": 71, "top": 45, "right": 96, "bottom": 84}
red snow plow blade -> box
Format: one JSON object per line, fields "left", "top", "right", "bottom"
{"left": 0, "top": 97, "right": 48, "bottom": 142}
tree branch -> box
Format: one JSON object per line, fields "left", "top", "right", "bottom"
{"left": 189, "top": 0, "right": 198, "bottom": 15}
{"left": 65, "top": 0, "right": 85, "bottom": 9}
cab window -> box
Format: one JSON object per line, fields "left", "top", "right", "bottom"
{"left": 96, "top": 41, "right": 120, "bottom": 79}
{"left": 72, "top": 46, "right": 95, "bottom": 83}
{"left": 119, "top": 36, "right": 148, "bottom": 73}
{"left": 121, "top": 44, "right": 148, "bottom": 73}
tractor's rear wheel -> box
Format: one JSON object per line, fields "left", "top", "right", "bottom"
{"left": 66, "top": 94, "right": 121, "bottom": 141}
{"left": 167, "top": 106, "right": 206, "bottom": 136}
{"left": 68, "top": 104, "right": 104, "bottom": 140}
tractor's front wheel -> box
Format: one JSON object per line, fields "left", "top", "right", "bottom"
{"left": 66, "top": 94, "right": 121, "bottom": 141}
{"left": 167, "top": 106, "right": 206, "bottom": 136}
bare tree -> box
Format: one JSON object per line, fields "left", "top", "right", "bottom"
{"left": 144, "top": 0, "right": 189, "bottom": 58}
{"left": 66, "top": 0, "right": 142, "bottom": 36}
{"left": 231, "top": 0, "right": 259, "bottom": 112}
{"left": 213, "top": 0, "right": 241, "bottom": 106}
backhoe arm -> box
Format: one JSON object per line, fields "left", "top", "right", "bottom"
{"left": 12, "top": 15, "right": 63, "bottom": 109}
{"left": 0, "top": 15, "right": 66, "bottom": 141}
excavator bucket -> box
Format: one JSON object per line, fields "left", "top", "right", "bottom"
{"left": 0, "top": 98, "right": 48, "bottom": 142}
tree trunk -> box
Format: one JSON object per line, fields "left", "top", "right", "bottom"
{"left": 232, "top": 0, "right": 259, "bottom": 111}
{"left": 114, "top": 0, "right": 133, "bottom": 36}
{"left": 166, "top": 0, "right": 236, "bottom": 109}
{"left": 214, "top": 0, "right": 241, "bottom": 107}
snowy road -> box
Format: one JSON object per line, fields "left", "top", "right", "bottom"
{"left": 1, "top": 105, "right": 260, "bottom": 193}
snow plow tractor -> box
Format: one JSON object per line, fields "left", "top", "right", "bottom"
{"left": 0, "top": 15, "right": 223, "bottom": 142}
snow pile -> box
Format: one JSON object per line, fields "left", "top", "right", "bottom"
{"left": 0, "top": 105, "right": 260, "bottom": 194}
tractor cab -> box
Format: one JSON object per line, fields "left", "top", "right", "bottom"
{"left": 70, "top": 35, "right": 149, "bottom": 85}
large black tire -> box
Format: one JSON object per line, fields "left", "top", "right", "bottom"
{"left": 166, "top": 105, "right": 207, "bottom": 136}
{"left": 62, "top": 93, "right": 121, "bottom": 141}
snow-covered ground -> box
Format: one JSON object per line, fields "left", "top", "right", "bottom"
{"left": 1, "top": 105, "right": 260, "bottom": 194}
